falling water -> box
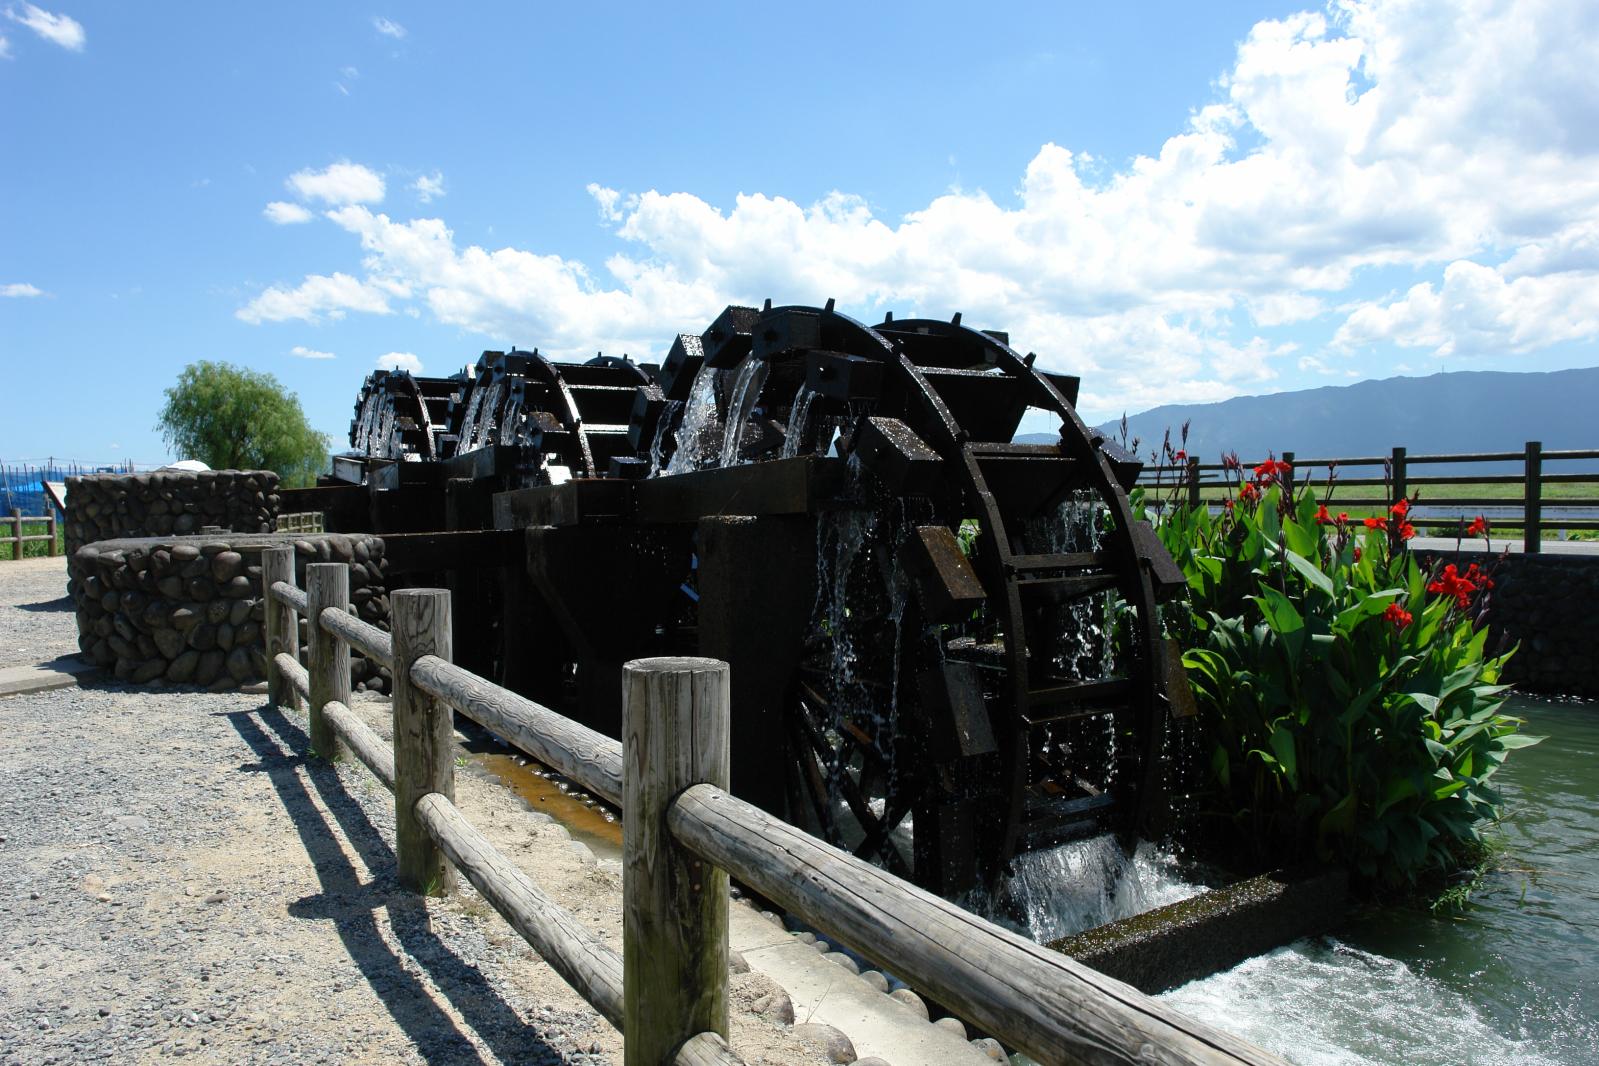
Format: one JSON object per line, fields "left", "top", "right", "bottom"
{"left": 664, "top": 364, "right": 726, "bottom": 476}
{"left": 966, "top": 835, "right": 1203, "bottom": 946}
{"left": 460, "top": 381, "right": 503, "bottom": 453}
{"left": 718, "top": 357, "right": 770, "bottom": 468}
{"left": 781, "top": 384, "right": 817, "bottom": 460}
{"left": 646, "top": 400, "right": 682, "bottom": 478}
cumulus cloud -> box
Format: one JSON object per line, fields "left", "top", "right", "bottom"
{"left": 235, "top": 272, "right": 400, "bottom": 324}
{"left": 5, "top": 3, "right": 84, "bottom": 51}
{"left": 263, "top": 201, "right": 313, "bottom": 225}
{"left": 2, "top": 282, "right": 43, "bottom": 297}
{"left": 290, "top": 345, "right": 335, "bottom": 360}
{"left": 412, "top": 172, "right": 445, "bottom": 203}
{"left": 240, "top": 0, "right": 1599, "bottom": 417}
{"left": 286, "top": 161, "right": 385, "bottom": 206}
{"left": 0, "top": 34, "right": 11, "bottom": 58}
{"left": 376, "top": 352, "right": 422, "bottom": 373}
{"left": 372, "top": 16, "right": 405, "bottom": 39}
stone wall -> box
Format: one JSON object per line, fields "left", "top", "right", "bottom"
{"left": 1419, "top": 547, "right": 1599, "bottom": 699}
{"left": 73, "top": 533, "right": 392, "bottom": 692}
{"left": 64, "top": 469, "right": 280, "bottom": 552}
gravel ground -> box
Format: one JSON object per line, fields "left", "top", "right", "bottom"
{"left": 0, "top": 559, "right": 827, "bottom": 1066}
{"left": 0, "top": 557, "right": 78, "bottom": 669}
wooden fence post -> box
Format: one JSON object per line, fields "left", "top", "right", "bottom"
{"left": 392, "top": 588, "right": 455, "bottom": 896}
{"left": 306, "top": 563, "right": 351, "bottom": 762}
{"left": 46, "top": 510, "right": 56, "bottom": 557}
{"left": 1281, "top": 451, "right": 1296, "bottom": 498}
{"left": 262, "top": 547, "right": 299, "bottom": 711}
{"left": 1186, "top": 456, "right": 1201, "bottom": 510}
{"left": 1391, "top": 446, "right": 1407, "bottom": 504}
{"left": 10, "top": 508, "right": 20, "bottom": 561}
{"left": 623, "top": 657, "right": 731, "bottom": 1066}
{"left": 1524, "top": 440, "right": 1542, "bottom": 554}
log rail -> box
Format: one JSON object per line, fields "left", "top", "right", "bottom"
{"left": 264, "top": 548, "right": 1282, "bottom": 1066}
{"left": 3, "top": 508, "right": 58, "bottom": 561}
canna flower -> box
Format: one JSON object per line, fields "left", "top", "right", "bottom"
{"left": 1428, "top": 564, "right": 1481, "bottom": 609}
{"left": 1383, "top": 602, "right": 1413, "bottom": 629}
{"left": 1466, "top": 515, "right": 1488, "bottom": 537}
{"left": 1338, "top": 512, "right": 1350, "bottom": 524}
{"left": 1240, "top": 482, "right": 1261, "bottom": 503}
{"left": 1315, "top": 504, "right": 1332, "bottom": 525}
{"left": 1353, "top": 546, "right": 1362, "bottom": 562}
{"left": 1252, "top": 459, "right": 1293, "bottom": 480}
{"left": 1391, "top": 498, "right": 1410, "bottom": 517}
{"left": 1363, "top": 515, "right": 1388, "bottom": 531}
{"left": 1399, "top": 521, "right": 1417, "bottom": 540}
{"left": 1173, "top": 450, "right": 1187, "bottom": 462}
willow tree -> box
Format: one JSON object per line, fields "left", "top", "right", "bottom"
{"left": 156, "top": 361, "right": 329, "bottom": 487}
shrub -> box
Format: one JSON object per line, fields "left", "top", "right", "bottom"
{"left": 1144, "top": 461, "right": 1538, "bottom": 888}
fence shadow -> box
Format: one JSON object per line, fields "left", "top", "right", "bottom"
{"left": 225, "top": 702, "right": 575, "bottom": 1065}
{"left": 15, "top": 595, "right": 72, "bottom": 613}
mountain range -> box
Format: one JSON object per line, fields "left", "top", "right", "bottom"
{"left": 1017, "top": 367, "right": 1599, "bottom": 469}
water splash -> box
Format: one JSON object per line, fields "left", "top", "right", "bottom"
{"left": 647, "top": 400, "right": 682, "bottom": 478}
{"left": 664, "top": 364, "right": 725, "bottom": 476}
{"left": 982, "top": 836, "right": 1203, "bottom": 944}
{"left": 718, "top": 357, "right": 770, "bottom": 468}
{"left": 781, "top": 384, "right": 817, "bottom": 460}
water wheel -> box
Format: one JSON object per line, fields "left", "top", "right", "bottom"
{"left": 664, "top": 302, "right": 1181, "bottom": 895}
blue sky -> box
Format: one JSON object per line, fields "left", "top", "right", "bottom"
{"left": 3, "top": 0, "right": 1598, "bottom": 466}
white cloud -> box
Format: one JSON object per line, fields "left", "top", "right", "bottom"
{"left": 376, "top": 352, "right": 422, "bottom": 373}
{"left": 412, "top": 172, "right": 445, "bottom": 203}
{"left": 241, "top": 0, "right": 1599, "bottom": 418}
{"left": 290, "top": 345, "right": 335, "bottom": 360}
{"left": 1, "top": 282, "right": 43, "bottom": 297}
{"left": 0, "top": 34, "right": 11, "bottom": 58}
{"left": 372, "top": 16, "right": 405, "bottom": 39}
{"left": 5, "top": 3, "right": 84, "bottom": 51}
{"left": 263, "top": 201, "right": 313, "bottom": 225}
{"left": 286, "top": 161, "right": 385, "bottom": 206}
{"left": 236, "top": 272, "right": 399, "bottom": 324}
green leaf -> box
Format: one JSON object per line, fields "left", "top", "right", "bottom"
{"left": 1269, "top": 725, "right": 1299, "bottom": 789}
{"left": 1284, "top": 549, "right": 1335, "bottom": 598}
{"left": 1495, "top": 734, "right": 1546, "bottom": 750}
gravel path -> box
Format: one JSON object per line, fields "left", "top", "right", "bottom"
{"left": 0, "top": 560, "right": 828, "bottom": 1066}
{"left": 0, "top": 557, "right": 78, "bottom": 669}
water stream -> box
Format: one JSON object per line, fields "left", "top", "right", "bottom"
{"left": 718, "top": 358, "right": 770, "bottom": 468}
{"left": 1160, "top": 695, "right": 1599, "bottom": 1065}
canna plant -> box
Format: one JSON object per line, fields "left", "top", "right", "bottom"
{"left": 1141, "top": 457, "right": 1538, "bottom": 889}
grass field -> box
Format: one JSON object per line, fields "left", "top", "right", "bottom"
{"left": 0, "top": 522, "right": 64, "bottom": 561}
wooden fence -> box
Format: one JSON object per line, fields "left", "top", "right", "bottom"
{"left": 3, "top": 508, "right": 57, "bottom": 561}
{"left": 1137, "top": 441, "right": 1599, "bottom": 553}
{"left": 263, "top": 548, "right": 1282, "bottom": 1066}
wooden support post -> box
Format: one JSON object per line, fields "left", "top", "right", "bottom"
{"left": 392, "top": 588, "right": 455, "bottom": 896}
{"left": 262, "top": 547, "right": 300, "bottom": 711}
{"left": 1391, "top": 446, "right": 1407, "bottom": 505}
{"left": 46, "top": 511, "right": 57, "bottom": 556}
{"left": 1186, "top": 456, "right": 1201, "bottom": 510}
{"left": 1524, "top": 440, "right": 1542, "bottom": 554}
{"left": 306, "top": 563, "right": 351, "bottom": 762}
{"left": 623, "top": 657, "right": 731, "bottom": 1066}
{"left": 1281, "top": 451, "right": 1296, "bottom": 498}
{"left": 10, "top": 508, "right": 20, "bottom": 561}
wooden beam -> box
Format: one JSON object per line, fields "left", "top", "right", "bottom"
{"left": 262, "top": 548, "right": 300, "bottom": 712}
{"left": 667, "top": 785, "right": 1285, "bottom": 1066}
{"left": 320, "top": 607, "right": 394, "bottom": 668}
{"left": 322, "top": 700, "right": 395, "bottom": 791}
{"left": 624, "top": 658, "right": 731, "bottom": 1066}
{"left": 392, "top": 588, "right": 455, "bottom": 896}
{"left": 306, "top": 563, "right": 351, "bottom": 761}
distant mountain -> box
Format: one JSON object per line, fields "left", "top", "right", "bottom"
{"left": 1018, "top": 367, "right": 1599, "bottom": 470}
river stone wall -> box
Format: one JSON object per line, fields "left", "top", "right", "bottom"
{"left": 64, "top": 469, "right": 280, "bottom": 552}
{"left": 73, "top": 533, "right": 392, "bottom": 692}
{"left": 1419, "top": 547, "right": 1599, "bottom": 699}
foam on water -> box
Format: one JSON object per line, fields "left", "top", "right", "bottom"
{"left": 992, "top": 836, "right": 1204, "bottom": 943}
{"left": 1160, "top": 938, "right": 1572, "bottom": 1066}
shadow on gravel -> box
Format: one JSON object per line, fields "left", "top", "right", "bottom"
{"left": 15, "top": 596, "right": 73, "bottom": 612}
{"left": 226, "top": 703, "right": 573, "bottom": 1065}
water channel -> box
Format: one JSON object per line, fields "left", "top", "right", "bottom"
{"left": 1159, "top": 695, "right": 1598, "bottom": 1065}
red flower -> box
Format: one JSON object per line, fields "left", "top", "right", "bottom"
{"left": 1363, "top": 515, "right": 1388, "bottom": 531}
{"left": 1173, "top": 450, "right": 1187, "bottom": 462}
{"left": 1315, "top": 504, "right": 1332, "bottom": 525}
{"left": 1353, "top": 547, "right": 1362, "bottom": 562}
{"left": 1428, "top": 564, "right": 1480, "bottom": 609}
{"left": 1223, "top": 498, "right": 1235, "bottom": 511}
{"left": 1383, "top": 602, "right": 1413, "bottom": 629}
{"left": 1466, "top": 516, "right": 1488, "bottom": 537}
{"left": 1240, "top": 482, "right": 1261, "bottom": 502}
{"left": 1252, "top": 459, "right": 1293, "bottom": 480}
{"left": 1338, "top": 512, "right": 1350, "bottom": 523}
{"left": 1391, "top": 498, "right": 1410, "bottom": 517}
{"left": 1399, "top": 521, "right": 1417, "bottom": 540}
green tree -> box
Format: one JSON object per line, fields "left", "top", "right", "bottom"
{"left": 156, "top": 361, "right": 330, "bottom": 487}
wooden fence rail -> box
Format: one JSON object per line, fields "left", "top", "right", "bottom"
{"left": 3, "top": 509, "right": 57, "bottom": 560}
{"left": 262, "top": 549, "right": 1282, "bottom": 1066}
{"left": 1141, "top": 441, "right": 1599, "bottom": 553}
